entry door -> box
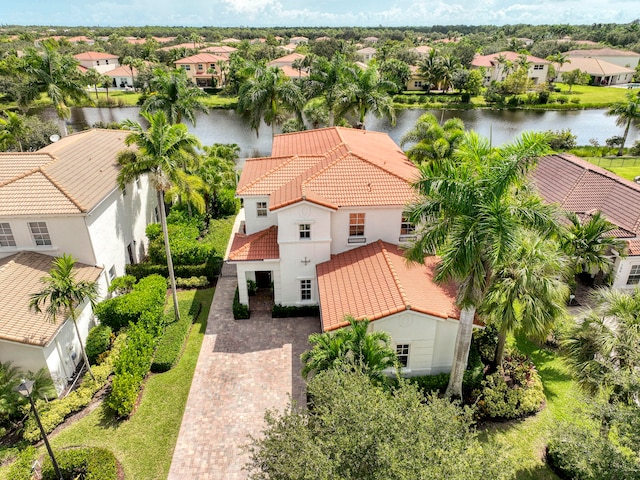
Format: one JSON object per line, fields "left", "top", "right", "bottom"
{"left": 255, "top": 271, "right": 272, "bottom": 288}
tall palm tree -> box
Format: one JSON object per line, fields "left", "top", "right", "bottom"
{"left": 0, "top": 111, "right": 29, "bottom": 152}
{"left": 606, "top": 92, "right": 640, "bottom": 156}
{"left": 400, "top": 112, "right": 465, "bottom": 166}
{"left": 142, "top": 68, "right": 208, "bottom": 126}
{"left": 198, "top": 144, "right": 239, "bottom": 217}
{"left": 405, "top": 131, "right": 556, "bottom": 398}
{"left": 305, "top": 53, "right": 353, "bottom": 126}
{"left": 117, "top": 111, "right": 202, "bottom": 320}
{"left": 561, "top": 211, "right": 627, "bottom": 283}
{"left": 237, "top": 64, "right": 305, "bottom": 137}
{"left": 563, "top": 287, "right": 640, "bottom": 408}
{"left": 336, "top": 65, "right": 396, "bottom": 128}
{"left": 301, "top": 316, "right": 397, "bottom": 383}
{"left": 418, "top": 49, "right": 442, "bottom": 92}
{"left": 29, "top": 254, "right": 99, "bottom": 381}
{"left": 481, "top": 233, "right": 569, "bottom": 367}
{"left": 19, "top": 44, "right": 91, "bottom": 136}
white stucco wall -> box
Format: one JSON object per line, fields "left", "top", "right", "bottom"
{"left": 243, "top": 196, "right": 278, "bottom": 234}
{"left": 235, "top": 260, "right": 281, "bottom": 305}
{"left": 612, "top": 256, "right": 640, "bottom": 290}
{"left": 368, "top": 310, "right": 460, "bottom": 376}
{"left": 330, "top": 206, "right": 406, "bottom": 255}
{"left": 86, "top": 175, "right": 155, "bottom": 281}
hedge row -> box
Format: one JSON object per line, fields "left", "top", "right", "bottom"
{"left": 94, "top": 274, "right": 167, "bottom": 332}
{"left": 107, "top": 310, "right": 162, "bottom": 417}
{"left": 5, "top": 446, "right": 36, "bottom": 480}
{"left": 233, "top": 287, "right": 249, "bottom": 319}
{"left": 272, "top": 304, "right": 320, "bottom": 318}
{"left": 22, "top": 335, "right": 125, "bottom": 442}
{"left": 85, "top": 324, "right": 112, "bottom": 365}
{"left": 125, "top": 258, "right": 222, "bottom": 283}
{"left": 151, "top": 299, "right": 202, "bottom": 373}
{"left": 148, "top": 223, "right": 215, "bottom": 266}
{"left": 41, "top": 447, "right": 117, "bottom": 480}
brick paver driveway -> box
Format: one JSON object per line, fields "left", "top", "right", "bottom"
{"left": 168, "top": 264, "right": 320, "bottom": 480}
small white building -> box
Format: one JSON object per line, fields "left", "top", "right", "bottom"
{"left": 533, "top": 153, "right": 640, "bottom": 289}
{"left": 357, "top": 47, "right": 377, "bottom": 63}
{"left": 73, "top": 51, "right": 120, "bottom": 74}
{"left": 557, "top": 57, "right": 635, "bottom": 86}
{"left": 229, "top": 127, "right": 471, "bottom": 374}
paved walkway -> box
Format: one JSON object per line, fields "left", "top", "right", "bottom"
{"left": 168, "top": 264, "right": 320, "bottom": 480}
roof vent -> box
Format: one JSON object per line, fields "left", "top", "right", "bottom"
{"left": 634, "top": 176, "right": 640, "bottom": 184}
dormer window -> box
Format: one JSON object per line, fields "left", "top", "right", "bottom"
{"left": 256, "top": 201, "right": 268, "bottom": 217}
{"left": 348, "top": 213, "right": 366, "bottom": 243}
{"left": 0, "top": 223, "right": 16, "bottom": 247}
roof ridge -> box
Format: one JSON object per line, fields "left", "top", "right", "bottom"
{"left": 378, "top": 241, "right": 411, "bottom": 310}
{"left": 237, "top": 155, "right": 298, "bottom": 193}
{"left": 39, "top": 168, "right": 86, "bottom": 212}
{"left": 349, "top": 151, "right": 414, "bottom": 184}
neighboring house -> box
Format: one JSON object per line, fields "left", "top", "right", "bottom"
{"left": 362, "top": 36, "right": 379, "bottom": 45}
{"left": 357, "top": 47, "right": 377, "bottom": 62}
{"left": 267, "top": 53, "right": 308, "bottom": 79}
{"left": 565, "top": 47, "right": 640, "bottom": 72}
{"left": 73, "top": 51, "right": 120, "bottom": 74}
{"left": 104, "top": 65, "right": 137, "bottom": 88}
{"left": 289, "top": 36, "right": 308, "bottom": 45}
{"left": 532, "top": 153, "right": 640, "bottom": 289}
{"left": 67, "top": 36, "right": 94, "bottom": 45}
{"left": 413, "top": 45, "right": 432, "bottom": 58}
{"left": 228, "top": 127, "right": 471, "bottom": 375}
{"left": 174, "top": 53, "right": 227, "bottom": 87}
{"left": 406, "top": 65, "right": 427, "bottom": 91}
{"left": 158, "top": 42, "right": 201, "bottom": 52}
{"left": 199, "top": 45, "right": 238, "bottom": 58}
{"left": 471, "top": 51, "right": 550, "bottom": 86}
{"left": 557, "top": 57, "right": 635, "bottom": 86}
{"left": 221, "top": 38, "right": 241, "bottom": 44}
{"left": 0, "top": 252, "right": 102, "bottom": 394}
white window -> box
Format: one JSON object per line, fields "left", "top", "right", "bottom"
{"left": 28, "top": 222, "right": 52, "bottom": 246}
{"left": 0, "top": 223, "right": 16, "bottom": 247}
{"left": 105, "top": 59, "right": 109, "bottom": 65}
{"left": 136, "top": 177, "right": 142, "bottom": 190}
{"left": 533, "top": 64, "right": 544, "bottom": 70}
{"left": 396, "top": 344, "right": 410, "bottom": 367}
{"left": 256, "top": 201, "right": 268, "bottom": 217}
{"left": 300, "top": 279, "right": 312, "bottom": 301}
{"left": 414, "top": 81, "right": 422, "bottom": 88}
{"left": 400, "top": 216, "right": 415, "bottom": 236}
{"left": 628, "top": 265, "right": 640, "bottom": 285}
{"left": 348, "top": 213, "right": 365, "bottom": 243}
{"left": 108, "top": 265, "right": 116, "bottom": 282}
{"left": 299, "top": 224, "right": 311, "bottom": 239}
{"left": 184, "top": 65, "right": 191, "bottom": 71}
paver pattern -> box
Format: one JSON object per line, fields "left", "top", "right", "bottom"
{"left": 168, "top": 264, "right": 320, "bottom": 479}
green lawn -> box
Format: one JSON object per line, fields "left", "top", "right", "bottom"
{"left": 480, "top": 337, "right": 588, "bottom": 480}
{"left": 582, "top": 157, "right": 640, "bottom": 181}
{"left": 24, "top": 288, "right": 213, "bottom": 480}
{"left": 553, "top": 83, "right": 631, "bottom": 105}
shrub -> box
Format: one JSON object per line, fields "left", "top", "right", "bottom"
{"left": 94, "top": 274, "right": 166, "bottom": 332}
{"left": 166, "top": 208, "right": 206, "bottom": 232}
{"left": 215, "top": 188, "right": 241, "bottom": 217}
{"left": 537, "top": 90, "right": 550, "bottom": 104}
{"left": 85, "top": 324, "right": 113, "bottom": 365}
{"left": 6, "top": 446, "right": 36, "bottom": 480}
{"left": 271, "top": 304, "right": 320, "bottom": 318}
{"left": 176, "top": 276, "right": 209, "bottom": 288}
{"left": 546, "top": 129, "right": 578, "bottom": 151}
{"left": 126, "top": 259, "right": 222, "bottom": 283}
{"left": 556, "top": 95, "right": 569, "bottom": 104}
{"left": 151, "top": 300, "right": 201, "bottom": 373}
{"left": 148, "top": 223, "right": 214, "bottom": 266}
{"left": 474, "top": 352, "right": 545, "bottom": 420}
{"left": 41, "top": 447, "right": 118, "bottom": 480}
{"left": 407, "top": 370, "right": 482, "bottom": 397}
{"left": 247, "top": 279, "right": 257, "bottom": 296}
{"left": 107, "top": 274, "right": 137, "bottom": 295}
{"left": 233, "top": 287, "right": 249, "bottom": 319}
{"left": 546, "top": 423, "right": 640, "bottom": 480}
{"left": 630, "top": 140, "right": 640, "bottom": 156}
{"left": 145, "top": 222, "right": 162, "bottom": 241}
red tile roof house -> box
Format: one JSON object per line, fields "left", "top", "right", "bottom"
{"left": 0, "top": 129, "right": 157, "bottom": 393}
{"left": 471, "top": 51, "right": 550, "bottom": 86}
{"left": 228, "top": 127, "right": 473, "bottom": 375}
{"left": 532, "top": 154, "right": 640, "bottom": 289}
{"left": 73, "top": 51, "right": 120, "bottom": 74}
{"left": 174, "top": 53, "right": 228, "bottom": 87}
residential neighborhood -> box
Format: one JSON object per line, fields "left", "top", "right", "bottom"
{"left": 0, "top": 18, "right": 639, "bottom": 480}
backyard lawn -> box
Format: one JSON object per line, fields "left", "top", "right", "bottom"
{"left": 27, "top": 288, "right": 213, "bottom": 480}
{"left": 584, "top": 156, "right": 640, "bottom": 181}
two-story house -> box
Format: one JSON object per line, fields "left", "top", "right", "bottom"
{"left": 471, "top": 51, "right": 550, "bottom": 86}
{"left": 0, "top": 129, "right": 156, "bottom": 393}
{"left": 73, "top": 51, "right": 120, "bottom": 74}
{"left": 228, "top": 127, "right": 465, "bottom": 375}
{"left": 174, "top": 53, "right": 228, "bottom": 87}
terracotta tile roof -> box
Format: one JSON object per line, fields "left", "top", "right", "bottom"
{"left": 565, "top": 48, "right": 640, "bottom": 58}
{"left": 73, "top": 51, "right": 118, "bottom": 61}
{"left": 533, "top": 153, "right": 640, "bottom": 239}
{"left": 317, "top": 240, "right": 461, "bottom": 332}
{"left": 0, "top": 252, "right": 102, "bottom": 347}
{"left": 237, "top": 127, "right": 418, "bottom": 211}
{"left": 174, "top": 53, "right": 227, "bottom": 64}
{"left": 228, "top": 226, "right": 279, "bottom": 261}
{"left": 158, "top": 42, "right": 200, "bottom": 52}
{"left": 199, "top": 45, "right": 237, "bottom": 55}
{"left": 628, "top": 240, "right": 640, "bottom": 256}
{"left": 104, "top": 65, "right": 136, "bottom": 77}
{"left": 559, "top": 57, "right": 635, "bottom": 76}
{"left": 277, "top": 65, "right": 309, "bottom": 78}
{"left": 471, "top": 51, "right": 550, "bottom": 68}
{"left": 0, "top": 129, "right": 128, "bottom": 216}
{"left": 267, "top": 52, "right": 305, "bottom": 65}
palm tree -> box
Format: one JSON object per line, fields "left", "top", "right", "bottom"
{"left": 84, "top": 68, "right": 105, "bottom": 99}
{"left": 336, "top": 65, "right": 396, "bottom": 128}
{"left": 606, "top": 92, "right": 640, "bottom": 156}
{"left": 0, "top": 111, "right": 29, "bottom": 152}
{"left": 198, "top": 143, "right": 239, "bottom": 218}
{"left": 561, "top": 211, "right": 627, "bottom": 283}
{"left": 29, "top": 254, "right": 99, "bottom": 381}
{"left": 19, "top": 43, "right": 91, "bottom": 136}
{"left": 405, "top": 131, "right": 556, "bottom": 398}
{"left": 418, "top": 49, "right": 442, "bottom": 92}
{"left": 237, "top": 65, "right": 305, "bottom": 137}
{"left": 481, "top": 232, "right": 569, "bottom": 367}
{"left": 305, "top": 53, "right": 353, "bottom": 126}
{"left": 301, "top": 316, "right": 397, "bottom": 383}
{"left": 563, "top": 287, "right": 640, "bottom": 410}
{"left": 142, "top": 68, "right": 208, "bottom": 126}
{"left": 117, "top": 111, "right": 202, "bottom": 320}
{"left": 400, "top": 112, "right": 465, "bottom": 166}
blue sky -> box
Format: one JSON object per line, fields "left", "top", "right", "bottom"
{"left": 1, "top": 0, "right": 638, "bottom": 27}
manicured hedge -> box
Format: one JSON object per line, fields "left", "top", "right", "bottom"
{"left": 22, "top": 336, "right": 125, "bottom": 442}
{"left": 125, "top": 258, "right": 222, "bottom": 283}
{"left": 151, "top": 300, "right": 202, "bottom": 373}
{"left": 175, "top": 275, "right": 209, "bottom": 288}
{"left": 148, "top": 223, "right": 214, "bottom": 265}
{"left": 85, "top": 324, "right": 112, "bottom": 365}
{"left": 94, "top": 274, "right": 166, "bottom": 332}
{"left": 272, "top": 304, "right": 320, "bottom": 318}
{"left": 233, "top": 287, "right": 249, "bottom": 320}
{"left": 41, "top": 447, "right": 117, "bottom": 480}
{"left": 6, "top": 446, "right": 36, "bottom": 480}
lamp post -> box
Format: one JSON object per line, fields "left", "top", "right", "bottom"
{"left": 15, "top": 380, "right": 63, "bottom": 480}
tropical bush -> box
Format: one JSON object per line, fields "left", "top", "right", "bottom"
{"left": 85, "top": 324, "right": 113, "bottom": 364}
{"left": 41, "top": 447, "right": 118, "bottom": 480}
{"left": 94, "top": 274, "right": 166, "bottom": 332}
{"left": 126, "top": 259, "right": 222, "bottom": 283}
{"left": 272, "top": 303, "right": 320, "bottom": 318}
{"left": 233, "top": 287, "right": 249, "bottom": 319}
{"left": 546, "top": 129, "right": 578, "bottom": 151}
{"left": 175, "top": 275, "right": 209, "bottom": 288}
{"left": 5, "top": 446, "right": 36, "bottom": 480}
{"left": 107, "top": 274, "right": 137, "bottom": 295}
{"left": 474, "top": 352, "right": 545, "bottom": 420}
{"left": 148, "top": 222, "right": 214, "bottom": 266}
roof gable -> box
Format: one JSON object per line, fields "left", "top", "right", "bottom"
{"left": 228, "top": 226, "right": 279, "bottom": 261}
